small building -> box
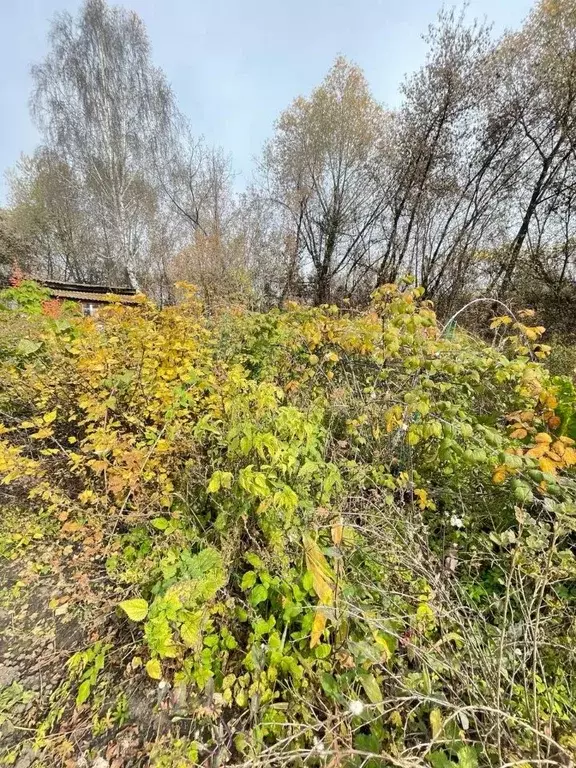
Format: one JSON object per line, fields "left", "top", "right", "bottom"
{"left": 41, "top": 280, "right": 141, "bottom": 316}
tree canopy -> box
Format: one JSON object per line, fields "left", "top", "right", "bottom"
{"left": 2, "top": 0, "right": 576, "bottom": 323}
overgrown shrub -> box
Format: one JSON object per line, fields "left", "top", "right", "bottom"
{"left": 0, "top": 280, "right": 575, "bottom": 766}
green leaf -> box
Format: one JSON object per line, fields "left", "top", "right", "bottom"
{"left": 302, "top": 571, "right": 314, "bottom": 593}
{"left": 457, "top": 746, "right": 478, "bottom": 768}
{"left": 253, "top": 617, "right": 274, "bottom": 636}
{"left": 429, "top": 753, "right": 456, "bottom": 768}
{"left": 245, "top": 552, "right": 264, "bottom": 569}
{"left": 151, "top": 517, "right": 169, "bottom": 530}
{"left": 241, "top": 571, "right": 257, "bottom": 590}
{"left": 76, "top": 679, "right": 91, "bottom": 706}
{"left": 207, "top": 473, "right": 221, "bottom": 493}
{"left": 514, "top": 483, "right": 533, "bottom": 504}
{"left": 16, "top": 338, "right": 42, "bottom": 356}
{"left": 207, "top": 470, "right": 233, "bottom": 493}
{"left": 249, "top": 584, "right": 268, "bottom": 606}
{"left": 146, "top": 659, "right": 162, "bottom": 680}
{"left": 360, "top": 673, "right": 383, "bottom": 712}
{"left": 314, "top": 643, "right": 331, "bottom": 659}
{"left": 319, "top": 672, "right": 339, "bottom": 699}
{"left": 181, "top": 616, "right": 202, "bottom": 647}
{"left": 119, "top": 598, "right": 149, "bottom": 622}
{"left": 407, "top": 427, "right": 421, "bottom": 446}
{"left": 354, "top": 732, "right": 381, "bottom": 754}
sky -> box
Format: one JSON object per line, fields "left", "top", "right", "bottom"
{"left": 0, "top": 0, "right": 534, "bottom": 203}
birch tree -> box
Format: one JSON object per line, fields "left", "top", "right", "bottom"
{"left": 30, "top": 0, "right": 176, "bottom": 286}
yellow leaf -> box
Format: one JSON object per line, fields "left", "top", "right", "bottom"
{"left": 385, "top": 406, "right": 402, "bottom": 433}
{"left": 552, "top": 440, "right": 565, "bottom": 457}
{"left": 430, "top": 708, "right": 443, "bottom": 738}
{"left": 490, "top": 316, "right": 513, "bottom": 329}
{"left": 331, "top": 517, "right": 343, "bottom": 546}
{"left": 545, "top": 394, "right": 558, "bottom": 409}
{"left": 78, "top": 489, "right": 95, "bottom": 504}
{"left": 146, "top": 659, "right": 162, "bottom": 680}
{"left": 525, "top": 443, "right": 548, "bottom": 459}
{"left": 310, "top": 609, "right": 327, "bottom": 649}
{"left": 119, "top": 598, "right": 149, "bottom": 622}
{"left": 492, "top": 467, "right": 507, "bottom": 485}
{"left": 303, "top": 534, "right": 334, "bottom": 605}
{"left": 560, "top": 436, "right": 575, "bottom": 445}
{"left": 539, "top": 457, "right": 557, "bottom": 475}
{"left": 563, "top": 447, "right": 576, "bottom": 466}
{"left": 534, "top": 433, "right": 552, "bottom": 444}
{"left": 43, "top": 410, "right": 57, "bottom": 425}
{"left": 31, "top": 428, "right": 53, "bottom": 440}
{"left": 414, "top": 488, "right": 432, "bottom": 509}
{"left": 510, "top": 428, "right": 528, "bottom": 439}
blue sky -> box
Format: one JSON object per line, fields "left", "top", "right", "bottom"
{"left": 0, "top": 0, "right": 534, "bottom": 202}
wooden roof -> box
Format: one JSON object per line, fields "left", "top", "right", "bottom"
{"left": 47, "top": 288, "right": 142, "bottom": 304}
{"left": 41, "top": 280, "right": 142, "bottom": 305}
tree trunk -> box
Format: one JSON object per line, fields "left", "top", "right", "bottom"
{"left": 314, "top": 262, "right": 331, "bottom": 305}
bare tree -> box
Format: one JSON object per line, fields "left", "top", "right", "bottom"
{"left": 374, "top": 9, "right": 521, "bottom": 312}
{"left": 493, "top": 0, "right": 576, "bottom": 295}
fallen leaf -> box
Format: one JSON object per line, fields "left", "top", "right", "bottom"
{"left": 525, "top": 443, "right": 548, "bottom": 459}
{"left": 61, "top": 521, "right": 81, "bottom": 535}
{"left": 492, "top": 467, "right": 507, "bottom": 484}
{"left": 539, "top": 457, "right": 557, "bottom": 475}
{"left": 534, "top": 433, "right": 552, "bottom": 444}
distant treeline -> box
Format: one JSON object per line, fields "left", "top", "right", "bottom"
{"left": 2, "top": 0, "right": 576, "bottom": 327}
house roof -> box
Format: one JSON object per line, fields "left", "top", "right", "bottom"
{"left": 40, "top": 280, "right": 142, "bottom": 305}
{"left": 47, "top": 288, "right": 143, "bottom": 305}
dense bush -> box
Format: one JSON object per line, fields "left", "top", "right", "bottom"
{"left": 0, "top": 280, "right": 575, "bottom": 766}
